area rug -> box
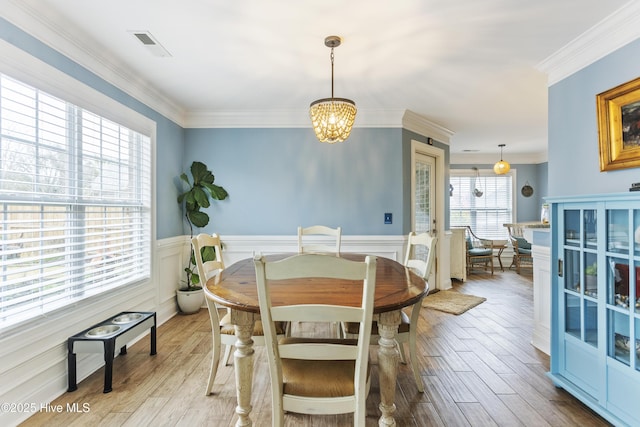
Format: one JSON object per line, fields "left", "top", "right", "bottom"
{"left": 421, "top": 290, "right": 486, "bottom": 315}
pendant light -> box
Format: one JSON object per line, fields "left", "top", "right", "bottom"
{"left": 493, "top": 144, "right": 511, "bottom": 175}
{"left": 472, "top": 167, "right": 483, "bottom": 197}
{"left": 309, "top": 36, "right": 357, "bottom": 143}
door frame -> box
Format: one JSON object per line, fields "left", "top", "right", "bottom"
{"left": 411, "top": 140, "right": 451, "bottom": 290}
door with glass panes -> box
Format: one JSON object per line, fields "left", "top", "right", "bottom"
{"left": 412, "top": 152, "right": 437, "bottom": 287}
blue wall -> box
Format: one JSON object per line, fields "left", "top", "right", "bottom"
{"left": 183, "top": 127, "right": 406, "bottom": 235}
{"left": 548, "top": 38, "right": 640, "bottom": 196}
{"left": 3, "top": 17, "right": 451, "bottom": 239}
{"left": 0, "top": 18, "right": 185, "bottom": 240}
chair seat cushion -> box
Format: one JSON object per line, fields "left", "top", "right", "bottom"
{"left": 515, "top": 236, "right": 532, "bottom": 250}
{"left": 278, "top": 337, "right": 370, "bottom": 397}
{"left": 220, "top": 313, "right": 285, "bottom": 336}
{"left": 469, "top": 248, "right": 492, "bottom": 256}
{"left": 343, "top": 311, "right": 411, "bottom": 335}
{"left": 518, "top": 248, "right": 532, "bottom": 255}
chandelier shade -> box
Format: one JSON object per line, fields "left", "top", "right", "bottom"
{"left": 493, "top": 144, "right": 511, "bottom": 175}
{"left": 310, "top": 36, "right": 356, "bottom": 143}
{"left": 309, "top": 97, "right": 357, "bottom": 143}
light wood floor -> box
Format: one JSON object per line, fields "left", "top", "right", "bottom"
{"left": 21, "top": 268, "right": 611, "bottom": 426}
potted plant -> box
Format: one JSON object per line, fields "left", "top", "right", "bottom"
{"left": 176, "top": 161, "right": 228, "bottom": 313}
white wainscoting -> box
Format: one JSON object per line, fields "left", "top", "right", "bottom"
{"left": 219, "top": 234, "right": 406, "bottom": 266}
{"left": 155, "top": 235, "right": 188, "bottom": 322}
{"left": 531, "top": 243, "right": 551, "bottom": 355}
{"left": 0, "top": 269, "right": 158, "bottom": 426}
{"left": 219, "top": 234, "right": 452, "bottom": 291}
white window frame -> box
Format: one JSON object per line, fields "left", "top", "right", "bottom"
{"left": 449, "top": 168, "right": 516, "bottom": 240}
{"left": 0, "top": 40, "right": 156, "bottom": 334}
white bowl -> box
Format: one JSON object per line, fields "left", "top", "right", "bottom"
{"left": 86, "top": 325, "right": 121, "bottom": 337}
{"left": 112, "top": 313, "right": 143, "bottom": 324}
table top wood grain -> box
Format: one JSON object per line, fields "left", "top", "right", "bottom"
{"left": 205, "top": 253, "right": 428, "bottom": 314}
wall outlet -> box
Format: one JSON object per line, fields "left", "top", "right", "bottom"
{"left": 384, "top": 213, "right": 392, "bottom": 224}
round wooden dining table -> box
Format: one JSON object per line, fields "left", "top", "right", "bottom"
{"left": 205, "top": 253, "right": 428, "bottom": 427}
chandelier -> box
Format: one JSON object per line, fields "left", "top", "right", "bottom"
{"left": 493, "top": 144, "right": 511, "bottom": 175}
{"left": 309, "top": 36, "right": 356, "bottom": 143}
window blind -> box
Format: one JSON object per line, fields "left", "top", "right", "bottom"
{"left": 450, "top": 170, "right": 513, "bottom": 240}
{"left": 0, "top": 73, "right": 151, "bottom": 329}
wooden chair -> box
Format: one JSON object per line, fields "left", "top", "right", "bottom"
{"left": 505, "top": 224, "right": 533, "bottom": 274}
{"left": 297, "top": 225, "right": 343, "bottom": 337}
{"left": 464, "top": 226, "right": 494, "bottom": 275}
{"left": 254, "top": 253, "right": 377, "bottom": 426}
{"left": 342, "top": 231, "right": 436, "bottom": 393}
{"left": 192, "top": 233, "right": 285, "bottom": 395}
{"left": 298, "top": 225, "right": 342, "bottom": 254}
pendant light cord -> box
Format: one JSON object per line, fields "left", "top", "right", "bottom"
{"left": 330, "top": 47, "right": 335, "bottom": 99}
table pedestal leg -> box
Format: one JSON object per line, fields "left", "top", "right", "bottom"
{"left": 231, "top": 310, "right": 255, "bottom": 427}
{"left": 377, "top": 310, "right": 401, "bottom": 426}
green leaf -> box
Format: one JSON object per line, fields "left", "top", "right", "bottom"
{"left": 202, "top": 171, "right": 215, "bottom": 184}
{"left": 179, "top": 172, "right": 191, "bottom": 186}
{"left": 188, "top": 210, "right": 209, "bottom": 228}
{"left": 201, "top": 246, "right": 216, "bottom": 262}
{"left": 203, "top": 182, "right": 229, "bottom": 200}
{"left": 190, "top": 161, "right": 208, "bottom": 183}
{"left": 191, "top": 273, "right": 201, "bottom": 285}
{"left": 184, "top": 191, "right": 197, "bottom": 211}
{"left": 193, "top": 187, "right": 211, "bottom": 208}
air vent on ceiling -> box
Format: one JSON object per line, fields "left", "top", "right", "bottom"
{"left": 129, "top": 31, "right": 172, "bottom": 57}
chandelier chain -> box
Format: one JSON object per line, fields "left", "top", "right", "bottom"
{"left": 330, "top": 48, "right": 335, "bottom": 99}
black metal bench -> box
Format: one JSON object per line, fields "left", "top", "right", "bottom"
{"left": 67, "top": 311, "right": 157, "bottom": 393}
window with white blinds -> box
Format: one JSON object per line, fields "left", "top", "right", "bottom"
{"left": 450, "top": 170, "right": 513, "bottom": 240}
{"left": 0, "top": 73, "right": 152, "bottom": 330}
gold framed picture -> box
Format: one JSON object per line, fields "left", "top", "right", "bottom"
{"left": 597, "top": 76, "right": 640, "bottom": 171}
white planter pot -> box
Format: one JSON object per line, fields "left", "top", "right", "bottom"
{"left": 176, "top": 287, "right": 204, "bottom": 314}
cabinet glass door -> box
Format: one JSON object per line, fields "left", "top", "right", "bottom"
{"left": 606, "top": 208, "right": 636, "bottom": 367}
{"left": 563, "top": 208, "right": 598, "bottom": 347}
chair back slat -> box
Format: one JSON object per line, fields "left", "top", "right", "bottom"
{"left": 404, "top": 231, "right": 438, "bottom": 282}
{"left": 297, "top": 225, "right": 342, "bottom": 254}
{"left": 191, "top": 233, "right": 225, "bottom": 284}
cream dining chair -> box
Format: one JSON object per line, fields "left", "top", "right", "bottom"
{"left": 297, "top": 225, "right": 343, "bottom": 337}
{"left": 297, "top": 225, "right": 342, "bottom": 254}
{"left": 192, "top": 233, "right": 285, "bottom": 395}
{"left": 254, "top": 253, "right": 377, "bottom": 426}
{"left": 342, "top": 231, "right": 437, "bottom": 393}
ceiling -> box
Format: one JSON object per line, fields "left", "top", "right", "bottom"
{"left": 3, "top": 0, "right": 634, "bottom": 162}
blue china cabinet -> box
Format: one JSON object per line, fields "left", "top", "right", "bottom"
{"left": 548, "top": 193, "right": 640, "bottom": 426}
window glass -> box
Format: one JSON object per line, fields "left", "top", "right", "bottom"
{"left": 0, "top": 73, "right": 152, "bottom": 330}
{"left": 450, "top": 170, "right": 513, "bottom": 240}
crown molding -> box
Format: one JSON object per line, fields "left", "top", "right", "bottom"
{"left": 450, "top": 151, "right": 548, "bottom": 165}
{"left": 402, "top": 110, "right": 454, "bottom": 143}
{"left": 537, "top": 1, "right": 640, "bottom": 86}
{"left": 3, "top": 0, "right": 186, "bottom": 126}
{"left": 184, "top": 108, "right": 406, "bottom": 128}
